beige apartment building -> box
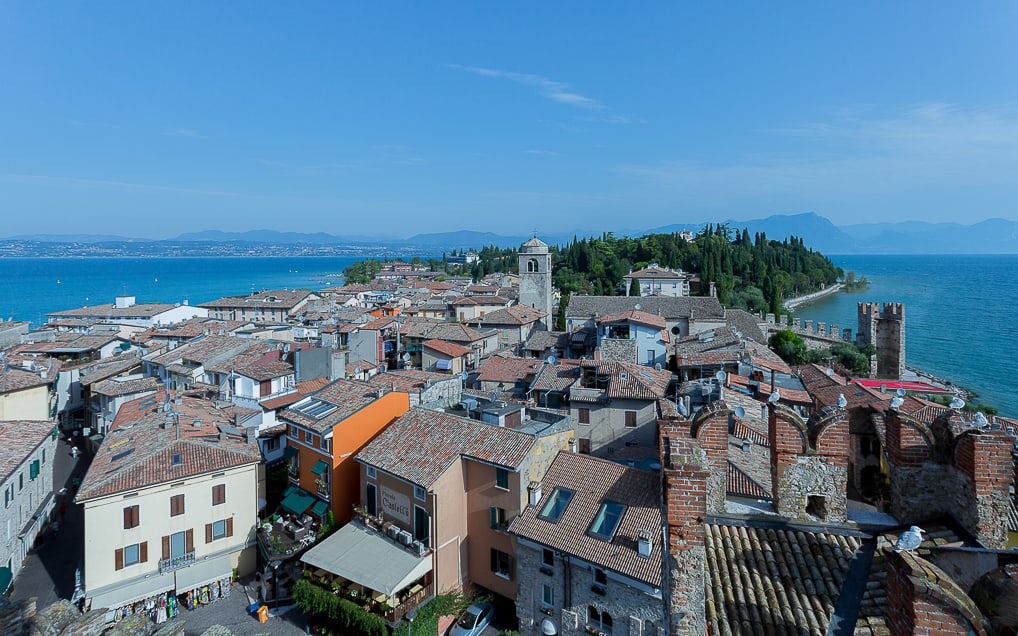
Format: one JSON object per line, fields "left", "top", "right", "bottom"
{"left": 76, "top": 390, "right": 262, "bottom": 613}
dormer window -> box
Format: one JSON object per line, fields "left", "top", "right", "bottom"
{"left": 539, "top": 488, "right": 574, "bottom": 522}
{"left": 589, "top": 501, "right": 625, "bottom": 539}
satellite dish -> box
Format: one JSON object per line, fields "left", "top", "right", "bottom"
{"left": 715, "top": 370, "right": 727, "bottom": 383}
{"left": 895, "top": 388, "right": 907, "bottom": 397}
{"left": 654, "top": 363, "right": 662, "bottom": 371}
{"left": 735, "top": 331, "right": 743, "bottom": 339}
{"left": 949, "top": 396, "right": 965, "bottom": 410}
{"left": 768, "top": 389, "right": 781, "bottom": 403}
{"left": 402, "top": 353, "right": 411, "bottom": 362}
{"left": 825, "top": 368, "right": 835, "bottom": 377}
{"left": 354, "top": 366, "right": 362, "bottom": 375}
{"left": 634, "top": 303, "right": 641, "bottom": 311}
{"left": 734, "top": 406, "right": 746, "bottom": 419}
{"left": 546, "top": 355, "right": 558, "bottom": 365}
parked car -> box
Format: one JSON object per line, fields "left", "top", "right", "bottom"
{"left": 448, "top": 601, "right": 495, "bottom": 636}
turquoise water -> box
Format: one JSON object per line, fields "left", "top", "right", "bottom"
{"left": 793, "top": 254, "right": 1017, "bottom": 417}
{"left": 0, "top": 256, "right": 362, "bottom": 325}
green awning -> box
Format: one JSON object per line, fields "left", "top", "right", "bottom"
{"left": 0, "top": 567, "right": 11, "bottom": 594}
{"left": 282, "top": 484, "right": 299, "bottom": 498}
{"left": 311, "top": 460, "right": 329, "bottom": 476}
{"left": 282, "top": 447, "right": 298, "bottom": 459}
{"left": 280, "top": 488, "right": 316, "bottom": 516}
{"left": 310, "top": 500, "right": 329, "bottom": 518}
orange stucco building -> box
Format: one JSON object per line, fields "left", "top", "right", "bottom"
{"left": 280, "top": 379, "right": 410, "bottom": 524}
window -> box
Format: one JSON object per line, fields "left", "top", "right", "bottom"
{"left": 414, "top": 505, "right": 430, "bottom": 545}
{"left": 42, "top": 449, "right": 46, "bottom": 464}
{"left": 264, "top": 436, "right": 280, "bottom": 451}
{"left": 207, "top": 518, "right": 233, "bottom": 542}
{"left": 489, "top": 506, "right": 506, "bottom": 529}
{"left": 18, "top": 473, "right": 23, "bottom": 492}
{"left": 624, "top": 411, "right": 637, "bottom": 428}
{"left": 539, "top": 488, "right": 574, "bottom": 522}
{"left": 3, "top": 486, "right": 10, "bottom": 509}
{"left": 123, "top": 505, "right": 140, "bottom": 529}
{"left": 414, "top": 486, "right": 427, "bottom": 501}
{"left": 115, "top": 541, "right": 148, "bottom": 570}
{"left": 322, "top": 437, "right": 331, "bottom": 452}
{"left": 587, "top": 607, "right": 613, "bottom": 635}
{"left": 366, "top": 466, "right": 377, "bottom": 479}
{"left": 578, "top": 408, "right": 590, "bottom": 425}
{"left": 542, "top": 583, "right": 554, "bottom": 607}
{"left": 542, "top": 548, "right": 554, "bottom": 567}
{"left": 166, "top": 530, "right": 191, "bottom": 560}
{"left": 29, "top": 460, "right": 39, "bottom": 480}
{"left": 212, "top": 484, "right": 226, "bottom": 506}
{"left": 170, "top": 494, "right": 185, "bottom": 516}
{"left": 594, "top": 568, "right": 607, "bottom": 585}
{"left": 490, "top": 548, "right": 513, "bottom": 579}
{"left": 495, "top": 468, "right": 509, "bottom": 490}
{"left": 589, "top": 501, "right": 625, "bottom": 539}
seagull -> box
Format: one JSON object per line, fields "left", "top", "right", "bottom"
{"left": 894, "top": 526, "right": 925, "bottom": 552}
{"left": 768, "top": 389, "right": 781, "bottom": 403}
{"left": 889, "top": 396, "right": 904, "bottom": 409}
{"left": 836, "top": 394, "right": 848, "bottom": 409}
{"left": 677, "top": 399, "right": 688, "bottom": 417}
{"left": 973, "top": 412, "right": 989, "bottom": 428}
{"left": 949, "top": 397, "right": 965, "bottom": 410}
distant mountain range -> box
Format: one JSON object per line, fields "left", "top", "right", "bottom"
{"left": 6, "top": 213, "right": 1018, "bottom": 254}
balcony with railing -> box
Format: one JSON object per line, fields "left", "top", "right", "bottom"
{"left": 159, "top": 551, "right": 196, "bottom": 574}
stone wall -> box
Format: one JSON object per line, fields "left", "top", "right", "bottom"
{"left": 599, "top": 338, "right": 637, "bottom": 364}
{"left": 767, "top": 404, "right": 849, "bottom": 523}
{"left": 661, "top": 427, "right": 708, "bottom": 636}
{"left": 885, "top": 550, "right": 990, "bottom": 636}
{"left": 515, "top": 543, "right": 665, "bottom": 636}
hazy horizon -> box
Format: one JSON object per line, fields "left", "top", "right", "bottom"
{"left": 4, "top": 3, "right": 1018, "bottom": 238}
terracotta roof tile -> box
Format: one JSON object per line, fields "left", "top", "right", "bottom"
{"left": 356, "top": 407, "right": 535, "bottom": 488}
{"left": 508, "top": 452, "right": 663, "bottom": 587}
{"left": 0, "top": 421, "right": 53, "bottom": 481}
{"left": 422, "top": 339, "right": 471, "bottom": 358}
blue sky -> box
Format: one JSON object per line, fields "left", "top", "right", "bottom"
{"left": 3, "top": 2, "right": 1018, "bottom": 239}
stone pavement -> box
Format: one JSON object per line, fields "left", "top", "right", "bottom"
{"left": 175, "top": 579, "right": 307, "bottom": 636}
{"left": 11, "top": 433, "right": 87, "bottom": 607}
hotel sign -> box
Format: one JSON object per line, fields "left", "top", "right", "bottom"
{"left": 380, "top": 486, "right": 411, "bottom": 524}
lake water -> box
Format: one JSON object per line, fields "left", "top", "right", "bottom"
{"left": 792, "top": 254, "right": 1017, "bottom": 417}
{"left": 1, "top": 253, "right": 1014, "bottom": 416}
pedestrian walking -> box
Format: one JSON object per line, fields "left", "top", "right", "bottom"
{"left": 70, "top": 446, "right": 79, "bottom": 459}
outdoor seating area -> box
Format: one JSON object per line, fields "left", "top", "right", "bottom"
{"left": 304, "top": 567, "right": 434, "bottom": 624}
{"left": 257, "top": 512, "right": 319, "bottom": 560}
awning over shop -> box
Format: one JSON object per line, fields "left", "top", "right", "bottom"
{"left": 88, "top": 571, "right": 175, "bottom": 610}
{"left": 301, "top": 522, "right": 431, "bottom": 597}
{"left": 174, "top": 555, "right": 233, "bottom": 592}
{"left": 0, "top": 567, "right": 11, "bottom": 594}
{"left": 435, "top": 359, "right": 452, "bottom": 370}
{"left": 310, "top": 500, "right": 329, "bottom": 518}
{"left": 311, "top": 460, "right": 329, "bottom": 476}
{"left": 281, "top": 488, "right": 316, "bottom": 515}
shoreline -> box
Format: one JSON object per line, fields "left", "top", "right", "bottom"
{"left": 783, "top": 283, "right": 844, "bottom": 311}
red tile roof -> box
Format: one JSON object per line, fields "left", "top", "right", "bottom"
{"left": 0, "top": 421, "right": 53, "bottom": 481}
{"left": 356, "top": 407, "right": 535, "bottom": 488}
{"left": 422, "top": 339, "right": 471, "bottom": 358}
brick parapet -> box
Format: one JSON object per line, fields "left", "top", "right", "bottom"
{"left": 885, "top": 549, "right": 989, "bottom": 636}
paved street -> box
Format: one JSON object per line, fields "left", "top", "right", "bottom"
{"left": 11, "top": 434, "right": 86, "bottom": 608}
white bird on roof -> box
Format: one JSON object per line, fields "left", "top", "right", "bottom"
{"left": 836, "top": 393, "right": 848, "bottom": 409}
{"left": 768, "top": 389, "right": 781, "bottom": 403}
{"left": 889, "top": 396, "right": 904, "bottom": 410}
{"left": 949, "top": 396, "right": 965, "bottom": 410}
{"left": 894, "top": 526, "right": 925, "bottom": 552}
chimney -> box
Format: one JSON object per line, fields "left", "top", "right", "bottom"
{"left": 637, "top": 529, "right": 652, "bottom": 558}
{"left": 528, "top": 481, "right": 542, "bottom": 507}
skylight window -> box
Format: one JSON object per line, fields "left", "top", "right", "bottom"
{"left": 539, "top": 488, "right": 574, "bottom": 522}
{"left": 589, "top": 501, "right": 625, "bottom": 539}
{"left": 291, "top": 397, "right": 338, "bottom": 419}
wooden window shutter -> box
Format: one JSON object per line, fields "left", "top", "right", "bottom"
{"left": 140, "top": 542, "right": 148, "bottom": 563}
{"left": 205, "top": 523, "right": 213, "bottom": 544}
{"left": 213, "top": 484, "right": 225, "bottom": 506}
{"left": 115, "top": 548, "right": 124, "bottom": 571}
{"left": 161, "top": 535, "right": 170, "bottom": 560}
{"left": 226, "top": 517, "right": 233, "bottom": 537}
{"left": 124, "top": 507, "right": 131, "bottom": 529}
{"left": 185, "top": 529, "right": 194, "bottom": 553}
